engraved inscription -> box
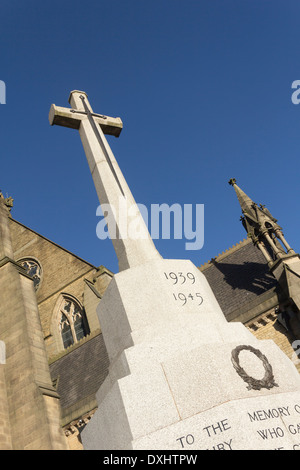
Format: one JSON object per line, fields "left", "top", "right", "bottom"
{"left": 172, "top": 292, "right": 203, "bottom": 306}
{"left": 164, "top": 271, "right": 196, "bottom": 284}
{"left": 174, "top": 403, "right": 300, "bottom": 450}
{"left": 164, "top": 271, "right": 204, "bottom": 308}
{"left": 176, "top": 418, "right": 233, "bottom": 450}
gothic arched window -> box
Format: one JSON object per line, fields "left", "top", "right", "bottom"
{"left": 19, "top": 258, "right": 42, "bottom": 290}
{"left": 60, "top": 314, "right": 74, "bottom": 349}
{"left": 58, "top": 297, "right": 90, "bottom": 349}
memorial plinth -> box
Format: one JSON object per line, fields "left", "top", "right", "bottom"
{"left": 81, "top": 259, "right": 300, "bottom": 450}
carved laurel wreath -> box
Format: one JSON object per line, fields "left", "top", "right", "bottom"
{"left": 231, "top": 345, "right": 278, "bottom": 391}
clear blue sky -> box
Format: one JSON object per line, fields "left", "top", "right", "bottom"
{"left": 1, "top": 0, "right": 300, "bottom": 274}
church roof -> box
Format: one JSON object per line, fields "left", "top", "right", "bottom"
{"left": 200, "top": 238, "right": 278, "bottom": 320}
{"left": 49, "top": 333, "right": 109, "bottom": 425}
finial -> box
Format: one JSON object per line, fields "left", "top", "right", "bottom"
{"left": 0, "top": 191, "right": 14, "bottom": 212}
{"left": 4, "top": 196, "right": 13, "bottom": 211}
{"left": 228, "top": 178, "right": 236, "bottom": 186}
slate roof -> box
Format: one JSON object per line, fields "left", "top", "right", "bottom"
{"left": 50, "top": 333, "right": 109, "bottom": 418}
{"left": 201, "top": 239, "right": 278, "bottom": 320}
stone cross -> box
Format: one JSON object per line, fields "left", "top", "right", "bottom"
{"left": 49, "top": 92, "right": 300, "bottom": 452}
{"left": 49, "top": 90, "right": 161, "bottom": 271}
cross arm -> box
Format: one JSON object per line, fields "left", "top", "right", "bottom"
{"left": 48, "top": 104, "right": 123, "bottom": 137}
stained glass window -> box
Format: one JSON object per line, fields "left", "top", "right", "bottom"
{"left": 60, "top": 314, "right": 74, "bottom": 349}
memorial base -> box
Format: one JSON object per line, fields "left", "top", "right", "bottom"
{"left": 81, "top": 259, "right": 300, "bottom": 450}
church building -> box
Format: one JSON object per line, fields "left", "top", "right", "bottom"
{"left": 0, "top": 176, "right": 299, "bottom": 449}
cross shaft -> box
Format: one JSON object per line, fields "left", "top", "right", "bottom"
{"left": 49, "top": 90, "right": 161, "bottom": 272}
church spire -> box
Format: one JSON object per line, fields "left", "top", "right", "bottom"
{"left": 229, "top": 178, "right": 300, "bottom": 316}
{"left": 228, "top": 178, "right": 257, "bottom": 220}
{"left": 229, "top": 178, "right": 295, "bottom": 266}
